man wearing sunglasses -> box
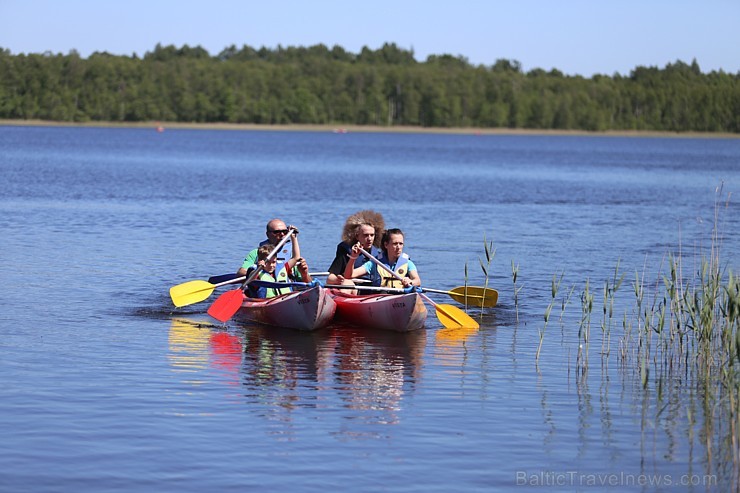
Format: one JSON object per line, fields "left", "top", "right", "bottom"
{"left": 236, "top": 219, "right": 301, "bottom": 277}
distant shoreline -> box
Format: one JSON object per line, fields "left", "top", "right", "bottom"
{"left": 2, "top": 119, "right": 737, "bottom": 139}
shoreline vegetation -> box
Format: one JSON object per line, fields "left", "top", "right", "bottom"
{"left": 2, "top": 119, "right": 738, "bottom": 139}
{"left": 1, "top": 43, "right": 737, "bottom": 134}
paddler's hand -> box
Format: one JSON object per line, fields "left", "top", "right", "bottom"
{"left": 288, "top": 225, "right": 299, "bottom": 236}
{"left": 349, "top": 242, "right": 361, "bottom": 259}
{"left": 401, "top": 277, "right": 413, "bottom": 288}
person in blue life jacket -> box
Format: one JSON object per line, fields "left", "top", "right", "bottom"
{"left": 246, "top": 236, "right": 313, "bottom": 299}
{"left": 326, "top": 210, "right": 385, "bottom": 287}
{"left": 341, "top": 228, "right": 421, "bottom": 290}
{"left": 237, "top": 218, "right": 302, "bottom": 278}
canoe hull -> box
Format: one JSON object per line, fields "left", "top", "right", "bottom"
{"left": 330, "top": 289, "right": 427, "bottom": 332}
{"left": 236, "top": 286, "right": 336, "bottom": 331}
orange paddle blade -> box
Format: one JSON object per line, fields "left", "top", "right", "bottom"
{"left": 207, "top": 289, "right": 245, "bottom": 323}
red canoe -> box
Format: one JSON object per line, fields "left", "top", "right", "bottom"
{"left": 330, "top": 289, "right": 427, "bottom": 332}
{"left": 235, "top": 286, "right": 336, "bottom": 331}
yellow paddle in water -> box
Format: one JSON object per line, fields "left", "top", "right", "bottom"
{"left": 352, "top": 279, "right": 498, "bottom": 308}
{"left": 357, "top": 247, "right": 479, "bottom": 330}
{"left": 424, "top": 286, "right": 498, "bottom": 308}
{"left": 171, "top": 271, "right": 333, "bottom": 308}
{"left": 169, "top": 276, "right": 247, "bottom": 308}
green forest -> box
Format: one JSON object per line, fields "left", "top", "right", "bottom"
{"left": 1, "top": 42, "right": 738, "bottom": 132}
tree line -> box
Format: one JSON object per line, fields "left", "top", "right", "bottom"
{"left": 0, "top": 42, "right": 737, "bottom": 132}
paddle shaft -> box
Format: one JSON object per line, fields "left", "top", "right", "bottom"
{"left": 358, "top": 247, "right": 479, "bottom": 329}
{"left": 212, "top": 275, "right": 246, "bottom": 289}
{"left": 252, "top": 279, "right": 408, "bottom": 294}
{"left": 210, "top": 271, "right": 331, "bottom": 284}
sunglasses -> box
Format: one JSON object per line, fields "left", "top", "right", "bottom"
{"left": 269, "top": 229, "right": 289, "bottom": 235}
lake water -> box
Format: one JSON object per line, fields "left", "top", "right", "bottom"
{"left": 1, "top": 126, "right": 739, "bottom": 492}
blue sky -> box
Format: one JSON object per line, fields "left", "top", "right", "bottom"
{"left": 1, "top": 0, "right": 737, "bottom": 76}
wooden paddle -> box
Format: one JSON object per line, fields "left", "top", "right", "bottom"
{"left": 170, "top": 276, "right": 246, "bottom": 307}
{"left": 207, "top": 228, "right": 295, "bottom": 323}
{"left": 356, "top": 247, "right": 479, "bottom": 329}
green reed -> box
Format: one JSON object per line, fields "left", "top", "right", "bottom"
{"left": 512, "top": 260, "right": 522, "bottom": 324}
{"left": 537, "top": 270, "right": 564, "bottom": 362}
{"left": 559, "top": 284, "right": 575, "bottom": 324}
{"left": 601, "top": 260, "right": 625, "bottom": 358}
{"left": 576, "top": 278, "right": 594, "bottom": 373}
{"left": 479, "top": 233, "right": 496, "bottom": 299}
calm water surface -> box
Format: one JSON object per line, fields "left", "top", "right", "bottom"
{"left": 1, "top": 126, "right": 739, "bottom": 492}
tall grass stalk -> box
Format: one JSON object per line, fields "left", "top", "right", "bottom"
{"left": 601, "top": 260, "right": 625, "bottom": 358}
{"left": 512, "top": 260, "right": 522, "bottom": 324}
{"left": 578, "top": 278, "right": 594, "bottom": 373}
{"left": 537, "top": 270, "right": 563, "bottom": 362}
{"left": 479, "top": 234, "right": 496, "bottom": 311}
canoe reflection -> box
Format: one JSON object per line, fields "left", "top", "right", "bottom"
{"left": 330, "top": 324, "right": 425, "bottom": 425}
{"left": 168, "top": 317, "right": 212, "bottom": 373}
{"left": 168, "top": 317, "right": 244, "bottom": 384}
{"left": 168, "top": 317, "right": 427, "bottom": 425}
{"left": 241, "top": 324, "right": 333, "bottom": 392}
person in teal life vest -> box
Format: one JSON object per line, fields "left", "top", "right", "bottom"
{"left": 237, "top": 218, "right": 301, "bottom": 277}
{"left": 326, "top": 210, "right": 385, "bottom": 286}
{"left": 246, "top": 236, "right": 313, "bottom": 298}
{"left": 341, "top": 228, "right": 421, "bottom": 290}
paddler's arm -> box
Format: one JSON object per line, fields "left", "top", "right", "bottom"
{"left": 288, "top": 227, "right": 301, "bottom": 259}
{"left": 284, "top": 232, "right": 312, "bottom": 283}
{"left": 404, "top": 259, "right": 420, "bottom": 287}
{"left": 342, "top": 242, "right": 369, "bottom": 280}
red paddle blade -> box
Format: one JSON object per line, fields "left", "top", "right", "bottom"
{"left": 207, "top": 288, "right": 245, "bottom": 323}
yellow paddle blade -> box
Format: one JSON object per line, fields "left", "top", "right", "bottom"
{"left": 449, "top": 286, "right": 499, "bottom": 308}
{"left": 169, "top": 280, "right": 216, "bottom": 307}
{"left": 434, "top": 303, "right": 480, "bottom": 329}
